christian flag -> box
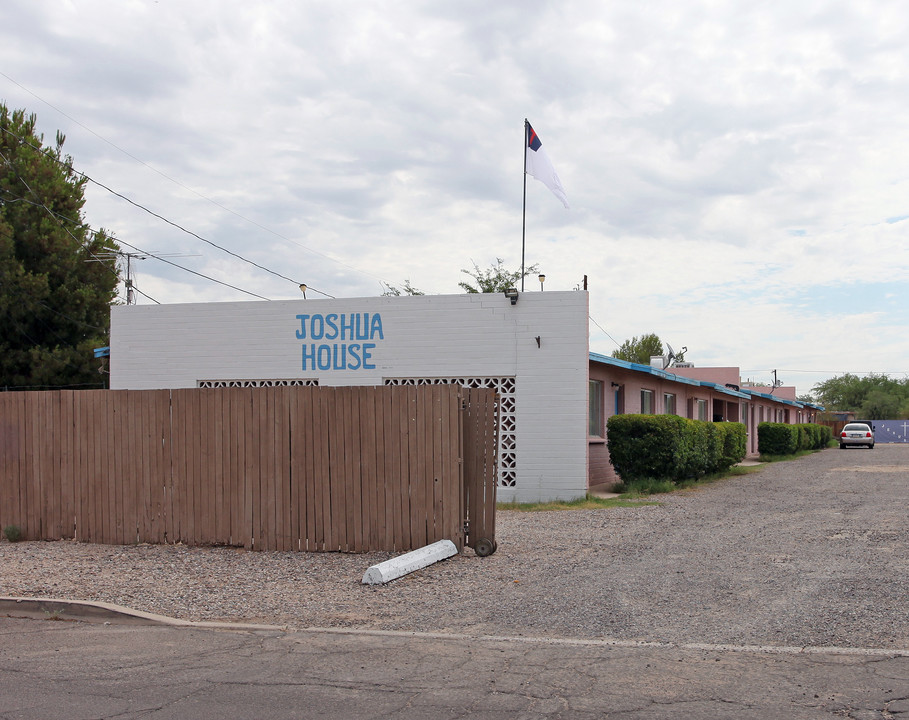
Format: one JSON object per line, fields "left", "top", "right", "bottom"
{"left": 525, "top": 121, "right": 569, "bottom": 209}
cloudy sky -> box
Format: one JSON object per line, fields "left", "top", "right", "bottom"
{"left": 3, "top": 0, "right": 908, "bottom": 396}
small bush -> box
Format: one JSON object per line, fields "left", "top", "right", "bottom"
{"left": 758, "top": 422, "right": 830, "bottom": 455}
{"left": 3, "top": 525, "right": 22, "bottom": 542}
{"left": 719, "top": 422, "right": 747, "bottom": 467}
{"left": 607, "top": 414, "right": 748, "bottom": 484}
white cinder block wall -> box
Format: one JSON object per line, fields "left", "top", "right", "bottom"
{"left": 110, "top": 291, "right": 590, "bottom": 502}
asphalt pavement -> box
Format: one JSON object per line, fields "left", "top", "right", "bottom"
{"left": 2, "top": 617, "right": 908, "bottom": 719}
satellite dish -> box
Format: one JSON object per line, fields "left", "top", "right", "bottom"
{"left": 664, "top": 343, "right": 675, "bottom": 369}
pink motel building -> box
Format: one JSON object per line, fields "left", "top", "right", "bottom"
{"left": 587, "top": 353, "right": 823, "bottom": 492}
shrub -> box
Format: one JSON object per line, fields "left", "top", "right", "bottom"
{"left": 758, "top": 422, "right": 830, "bottom": 455}
{"left": 607, "top": 414, "right": 748, "bottom": 484}
{"left": 3, "top": 525, "right": 22, "bottom": 542}
{"left": 718, "top": 422, "right": 747, "bottom": 469}
{"left": 607, "top": 414, "right": 688, "bottom": 482}
{"left": 757, "top": 422, "right": 797, "bottom": 455}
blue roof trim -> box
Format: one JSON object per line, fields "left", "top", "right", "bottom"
{"left": 589, "top": 352, "right": 748, "bottom": 398}
{"left": 589, "top": 353, "right": 830, "bottom": 407}
{"left": 590, "top": 352, "right": 698, "bottom": 386}
{"left": 697, "top": 381, "right": 750, "bottom": 400}
{"left": 740, "top": 388, "right": 804, "bottom": 408}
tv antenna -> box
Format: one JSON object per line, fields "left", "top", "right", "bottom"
{"left": 90, "top": 250, "right": 198, "bottom": 304}
{"left": 770, "top": 369, "right": 783, "bottom": 393}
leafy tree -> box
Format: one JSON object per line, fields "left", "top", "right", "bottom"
{"left": 859, "top": 389, "right": 901, "bottom": 420}
{"left": 0, "top": 103, "right": 121, "bottom": 390}
{"left": 813, "top": 373, "right": 909, "bottom": 411}
{"left": 381, "top": 279, "right": 424, "bottom": 296}
{"left": 813, "top": 373, "right": 909, "bottom": 418}
{"left": 458, "top": 258, "right": 539, "bottom": 294}
{"left": 612, "top": 333, "right": 664, "bottom": 365}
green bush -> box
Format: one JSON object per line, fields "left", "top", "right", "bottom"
{"left": 3, "top": 525, "right": 22, "bottom": 543}
{"left": 607, "top": 414, "right": 747, "bottom": 484}
{"left": 721, "top": 422, "right": 747, "bottom": 467}
{"left": 758, "top": 422, "right": 798, "bottom": 455}
{"left": 607, "top": 414, "right": 688, "bottom": 482}
{"left": 758, "top": 422, "right": 830, "bottom": 454}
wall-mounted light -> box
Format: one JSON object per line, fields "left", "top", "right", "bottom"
{"left": 611, "top": 381, "right": 620, "bottom": 388}
{"left": 504, "top": 288, "right": 519, "bottom": 305}
{"left": 538, "top": 273, "right": 546, "bottom": 291}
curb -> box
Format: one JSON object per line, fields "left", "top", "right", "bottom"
{"left": 0, "top": 596, "right": 286, "bottom": 632}
{"left": 362, "top": 539, "right": 459, "bottom": 585}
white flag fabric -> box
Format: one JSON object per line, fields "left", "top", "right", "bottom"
{"left": 525, "top": 122, "right": 569, "bottom": 209}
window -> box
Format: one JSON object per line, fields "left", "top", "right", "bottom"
{"left": 663, "top": 393, "right": 677, "bottom": 415}
{"left": 640, "top": 389, "right": 654, "bottom": 414}
{"left": 697, "top": 399, "right": 708, "bottom": 421}
{"left": 589, "top": 380, "right": 604, "bottom": 436}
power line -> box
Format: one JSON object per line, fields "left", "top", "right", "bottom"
{"left": 588, "top": 315, "right": 621, "bottom": 349}
{"left": 0, "top": 187, "right": 266, "bottom": 303}
{"left": 743, "top": 368, "right": 909, "bottom": 376}
{"left": 36, "top": 300, "right": 107, "bottom": 332}
{"left": 0, "top": 122, "right": 335, "bottom": 298}
{"left": 0, "top": 167, "right": 152, "bottom": 303}
{"left": 0, "top": 72, "right": 382, "bottom": 287}
{"left": 0, "top": 146, "right": 125, "bottom": 288}
{"left": 114, "top": 238, "right": 270, "bottom": 301}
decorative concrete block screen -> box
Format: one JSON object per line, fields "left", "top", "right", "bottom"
{"left": 0, "top": 385, "right": 498, "bottom": 553}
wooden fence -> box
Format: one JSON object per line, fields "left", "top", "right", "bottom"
{"left": 0, "top": 385, "right": 498, "bottom": 553}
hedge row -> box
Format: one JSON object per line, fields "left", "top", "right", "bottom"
{"left": 757, "top": 422, "right": 831, "bottom": 455}
{"left": 606, "top": 414, "right": 747, "bottom": 484}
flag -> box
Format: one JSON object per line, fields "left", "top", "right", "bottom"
{"left": 525, "top": 122, "right": 569, "bottom": 209}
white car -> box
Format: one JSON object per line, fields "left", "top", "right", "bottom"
{"left": 839, "top": 422, "right": 875, "bottom": 449}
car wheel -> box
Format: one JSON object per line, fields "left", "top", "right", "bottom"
{"left": 840, "top": 444, "right": 846, "bottom": 449}
{"left": 869, "top": 444, "right": 874, "bottom": 449}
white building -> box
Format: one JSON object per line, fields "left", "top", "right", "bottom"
{"left": 110, "top": 291, "right": 591, "bottom": 503}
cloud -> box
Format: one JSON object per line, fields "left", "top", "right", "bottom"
{"left": 3, "top": 0, "right": 909, "bottom": 396}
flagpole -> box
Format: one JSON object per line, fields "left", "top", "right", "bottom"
{"left": 521, "top": 118, "right": 528, "bottom": 292}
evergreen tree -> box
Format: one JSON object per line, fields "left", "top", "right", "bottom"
{"left": 0, "top": 103, "right": 121, "bottom": 390}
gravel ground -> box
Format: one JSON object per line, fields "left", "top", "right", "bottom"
{"left": 3, "top": 445, "right": 908, "bottom": 651}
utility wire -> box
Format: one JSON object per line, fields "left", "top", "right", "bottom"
{"left": 1, "top": 71, "right": 390, "bottom": 288}
{"left": 0, "top": 185, "right": 162, "bottom": 304}
{"left": 0, "top": 146, "right": 123, "bottom": 282}
{"left": 36, "top": 300, "right": 108, "bottom": 332}
{"left": 0, "top": 123, "right": 335, "bottom": 298}
{"left": 0, "top": 187, "right": 267, "bottom": 303}
{"left": 588, "top": 315, "right": 622, "bottom": 349}
{"left": 115, "top": 237, "right": 269, "bottom": 301}
{"left": 0, "top": 159, "right": 156, "bottom": 303}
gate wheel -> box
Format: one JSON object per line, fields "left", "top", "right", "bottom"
{"left": 474, "top": 537, "right": 497, "bottom": 557}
